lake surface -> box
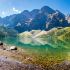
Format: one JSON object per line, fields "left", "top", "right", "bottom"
{"left": 1, "top": 36, "right": 70, "bottom": 62}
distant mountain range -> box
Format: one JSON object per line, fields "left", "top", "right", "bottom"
{"left": 0, "top": 6, "right": 70, "bottom": 33}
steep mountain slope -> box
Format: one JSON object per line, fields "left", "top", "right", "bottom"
{"left": 66, "top": 14, "right": 70, "bottom": 23}
{"left": 0, "top": 6, "right": 69, "bottom": 33}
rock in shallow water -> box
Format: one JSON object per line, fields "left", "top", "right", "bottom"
{"left": 0, "top": 41, "right": 6, "bottom": 50}
{"left": 10, "top": 46, "right": 17, "bottom": 50}
{"left": 0, "top": 41, "right": 3, "bottom": 45}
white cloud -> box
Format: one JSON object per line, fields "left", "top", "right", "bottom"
{"left": 12, "top": 7, "right": 21, "bottom": 13}
{"left": 2, "top": 11, "right": 5, "bottom": 15}
{"left": 0, "top": 8, "right": 21, "bottom": 17}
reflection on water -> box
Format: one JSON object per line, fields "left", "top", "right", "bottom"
{"left": 1, "top": 35, "right": 70, "bottom": 62}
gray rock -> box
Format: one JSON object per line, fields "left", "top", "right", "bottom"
{"left": 10, "top": 46, "right": 17, "bottom": 50}
{"left": 0, "top": 41, "right": 6, "bottom": 50}
{"left": 0, "top": 41, "right": 3, "bottom": 45}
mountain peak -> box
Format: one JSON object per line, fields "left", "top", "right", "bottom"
{"left": 23, "top": 10, "right": 29, "bottom": 13}
{"left": 41, "top": 6, "right": 55, "bottom": 14}
{"left": 0, "top": 6, "right": 69, "bottom": 33}
{"left": 41, "top": 6, "right": 51, "bottom": 9}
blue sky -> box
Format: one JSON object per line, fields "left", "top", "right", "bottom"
{"left": 0, "top": 0, "right": 70, "bottom": 17}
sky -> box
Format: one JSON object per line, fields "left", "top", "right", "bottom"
{"left": 0, "top": 0, "right": 70, "bottom": 17}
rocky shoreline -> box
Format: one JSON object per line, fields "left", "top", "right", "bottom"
{"left": 0, "top": 56, "right": 43, "bottom": 70}
{"left": 0, "top": 42, "right": 43, "bottom": 70}
{"left": 0, "top": 42, "right": 70, "bottom": 70}
{"left": 0, "top": 56, "right": 70, "bottom": 70}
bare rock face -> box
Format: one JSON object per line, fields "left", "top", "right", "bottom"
{"left": 0, "top": 56, "right": 43, "bottom": 70}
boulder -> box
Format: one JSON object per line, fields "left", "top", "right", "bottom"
{"left": 0, "top": 41, "right": 6, "bottom": 50}
{"left": 0, "top": 41, "right": 3, "bottom": 45}
{"left": 10, "top": 46, "right": 17, "bottom": 50}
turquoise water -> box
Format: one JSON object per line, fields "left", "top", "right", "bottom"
{"left": 1, "top": 36, "right": 70, "bottom": 62}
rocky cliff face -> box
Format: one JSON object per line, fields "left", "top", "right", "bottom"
{"left": 0, "top": 6, "right": 69, "bottom": 33}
